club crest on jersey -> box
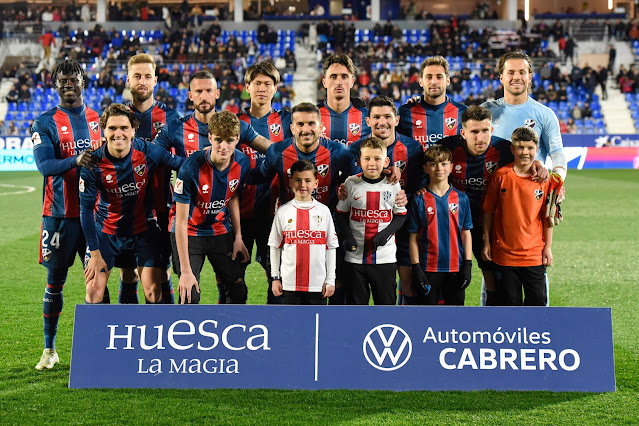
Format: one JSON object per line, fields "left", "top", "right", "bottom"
{"left": 153, "top": 121, "right": 165, "bottom": 132}
{"left": 349, "top": 122, "right": 360, "bottom": 136}
{"left": 317, "top": 164, "right": 329, "bottom": 178}
{"left": 134, "top": 164, "right": 146, "bottom": 176}
{"left": 534, "top": 189, "right": 544, "bottom": 200}
{"left": 229, "top": 179, "right": 239, "bottom": 192}
{"left": 312, "top": 215, "right": 323, "bottom": 226}
{"left": 525, "top": 119, "right": 536, "bottom": 128}
{"left": 79, "top": 177, "right": 85, "bottom": 192}
{"left": 383, "top": 191, "right": 392, "bottom": 203}
{"left": 445, "top": 117, "right": 457, "bottom": 130}
{"left": 174, "top": 178, "right": 183, "bottom": 194}
{"left": 42, "top": 248, "right": 52, "bottom": 262}
{"left": 486, "top": 161, "right": 497, "bottom": 174}
{"left": 269, "top": 123, "right": 281, "bottom": 137}
{"left": 89, "top": 121, "right": 99, "bottom": 133}
{"left": 32, "top": 132, "right": 42, "bottom": 146}
{"left": 449, "top": 203, "right": 459, "bottom": 214}
{"left": 394, "top": 160, "right": 406, "bottom": 172}
{"left": 201, "top": 184, "right": 209, "bottom": 194}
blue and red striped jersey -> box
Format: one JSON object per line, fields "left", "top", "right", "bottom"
{"left": 349, "top": 132, "right": 424, "bottom": 196}
{"left": 254, "top": 137, "right": 355, "bottom": 209}
{"left": 172, "top": 149, "right": 250, "bottom": 236}
{"left": 398, "top": 96, "right": 467, "bottom": 150}
{"left": 32, "top": 104, "right": 103, "bottom": 218}
{"left": 79, "top": 138, "right": 183, "bottom": 250}
{"left": 406, "top": 186, "right": 473, "bottom": 272}
{"left": 318, "top": 100, "right": 371, "bottom": 146}
{"left": 127, "top": 100, "right": 183, "bottom": 215}
{"left": 237, "top": 108, "right": 292, "bottom": 219}
{"left": 438, "top": 135, "right": 513, "bottom": 217}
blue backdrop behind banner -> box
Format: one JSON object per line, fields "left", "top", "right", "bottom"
{"left": 69, "top": 305, "right": 615, "bottom": 392}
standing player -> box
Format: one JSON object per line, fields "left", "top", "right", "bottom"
{"left": 482, "top": 52, "right": 566, "bottom": 305}
{"left": 398, "top": 56, "right": 467, "bottom": 150}
{"left": 32, "top": 59, "right": 104, "bottom": 370}
{"left": 238, "top": 62, "right": 292, "bottom": 304}
{"left": 80, "top": 104, "right": 183, "bottom": 304}
{"left": 173, "top": 111, "right": 251, "bottom": 304}
{"left": 318, "top": 54, "right": 371, "bottom": 146}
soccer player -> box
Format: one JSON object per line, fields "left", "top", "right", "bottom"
{"left": 173, "top": 111, "right": 251, "bottom": 304}
{"left": 407, "top": 145, "right": 473, "bottom": 305}
{"left": 32, "top": 59, "right": 103, "bottom": 370}
{"left": 269, "top": 160, "right": 339, "bottom": 305}
{"left": 481, "top": 51, "right": 566, "bottom": 305}
{"left": 336, "top": 137, "right": 406, "bottom": 305}
{"left": 437, "top": 106, "right": 548, "bottom": 305}
{"left": 482, "top": 127, "right": 557, "bottom": 306}
{"left": 80, "top": 104, "right": 183, "bottom": 304}
{"left": 121, "top": 53, "right": 183, "bottom": 304}
{"left": 238, "top": 62, "right": 292, "bottom": 304}
{"left": 398, "top": 56, "right": 468, "bottom": 150}
{"left": 318, "top": 54, "right": 371, "bottom": 146}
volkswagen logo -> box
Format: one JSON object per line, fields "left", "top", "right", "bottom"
{"left": 363, "top": 324, "right": 412, "bottom": 371}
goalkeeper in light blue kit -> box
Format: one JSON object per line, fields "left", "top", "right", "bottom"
{"left": 482, "top": 51, "right": 567, "bottom": 306}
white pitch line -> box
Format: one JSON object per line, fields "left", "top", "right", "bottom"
{"left": 0, "top": 183, "right": 36, "bottom": 196}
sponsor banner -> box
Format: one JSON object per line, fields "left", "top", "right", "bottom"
{"left": 0, "top": 149, "right": 38, "bottom": 171}
{"left": 0, "top": 135, "right": 35, "bottom": 150}
{"left": 562, "top": 147, "right": 639, "bottom": 169}
{"left": 70, "top": 305, "right": 615, "bottom": 392}
{"left": 562, "top": 134, "right": 639, "bottom": 148}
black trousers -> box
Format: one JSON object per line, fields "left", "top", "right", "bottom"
{"left": 282, "top": 291, "right": 326, "bottom": 305}
{"left": 497, "top": 265, "right": 547, "bottom": 306}
{"left": 416, "top": 272, "right": 466, "bottom": 306}
{"left": 346, "top": 263, "right": 397, "bottom": 305}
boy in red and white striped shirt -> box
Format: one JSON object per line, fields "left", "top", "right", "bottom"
{"left": 268, "top": 160, "right": 339, "bottom": 305}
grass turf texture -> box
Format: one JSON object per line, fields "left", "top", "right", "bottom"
{"left": 0, "top": 169, "right": 637, "bottom": 424}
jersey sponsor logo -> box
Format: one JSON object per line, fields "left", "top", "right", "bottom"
{"left": 89, "top": 121, "right": 99, "bottom": 133}
{"left": 351, "top": 208, "right": 392, "bottom": 223}
{"left": 79, "top": 177, "right": 85, "bottom": 192}
{"left": 383, "top": 191, "right": 392, "bottom": 203}
{"left": 134, "top": 164, "right": 146, "bottom": 176}
{"left": 354, "top": 195, "right": 364, "bottom": 201}
{"left": 312, "top": 215, "right": 323, "bottom": 226}
{"left": 196, "top": 199, "right": 228, "bottom": 213}
{"left": 363, "top": 324, "right": 412, "bottom": 372}
{"left": 61, "top": 126, "right": 69, "bottom": 134}
{"left": 534, "top": 189, "right": 544, "bottom": 200}
{"left": 282, "top": 229, "right": 326, "bottom": 245}
{"left": 42, "top": 247, "right": 52, "bottom": 262}
{"left": 32, "top": 132, "right": 42, "bottom": 146}
{"left": 451, "top": 177, "right": 487, "bottom": 191}
{"left": 229, "top": 179, "right": 239, "bottom": 192}
{"left": 445, "top": 117, "right": 457, "bottom": 130}
{"left": 105, "top": 174, "right": 113, "bottom": 183}
{"left": 105, "top": 179, "right": 147, "bottom": 197}
{"left": 485, "top": 161, "right": 497, "bottom": 174}
{"left": 427, "top": 206, "right": 434, "bottom": 215}
{"left": 349, "top": 123, "right": 361, "bottom": 136}
{"left": 525, "top": 119, "right": 536, "bottom": 129}
{"left": 394, "top": 160, "right": 406, "bottom": 173}
{"left": 269, "top": 123, "right": 281, "bottom": 137}
{"left": 317, "top": 164, "right": 329, "bottom": 178}
{"left": 174, "top": 178, "right": 183, "bottom": 194}
{"left": 201, "top": 184, "right": 209, "bottom": 194}
{"left": 449, "top": 203, "right": 458, "bottom": 214}
{"left": 187, "top": 133, "right": 195, "bottom": 140}
{"left": 153, "top": 121, "right": 165, "bottom": 132}
{"left": 415, "top": 120, "right": 423, "bottom": 129}
{"left": 454, "top": 164, "right": 462, "bottom": 174}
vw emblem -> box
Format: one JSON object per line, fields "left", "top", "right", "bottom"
{"left": 363, "top": 324, "right": 412, "bottom": 371}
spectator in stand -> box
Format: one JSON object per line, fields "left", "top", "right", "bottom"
{"left": 566, "top": 118, "right": 578, "bottom": 133}
{"left": 581, "top": 102, "right": 593, "bottom": 118}
{"left": 564, "top": 36, "right": 577, "bottom": 66}
{"left": 37, "top": 30, "right": 56, "bottom": 62}
{"left": 571, "top": 104, "right": 582, "bottom": 119}
{"left": 598, "top": 65, "right": 608, "bottom": 100}
{"left": 6, "top": 84, "right": 19, "bottom": 103}
{"left": 0, "top": 120, "right": 6, "bottom": 134}
{"left": 18, "top": 84, "right": 32, "bottom": 102}
{"left": 608, "top": 44, "right": 616, "bottom": 73}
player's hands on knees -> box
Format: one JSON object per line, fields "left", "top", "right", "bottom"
{"left": 394, "top": 189, "right": 407, "bottom": 207}
{"left": 76, "top": 149, "right": 100, "bottom": 169}
{"left": 272, "top": 279, "right": 283, "bottom": 297}
{"left": 530, "top": 161, "right": 549, "bottom": 182}
{"left": 322, "top": 283, "right": 335, "bottom": 298}
{"left": 232, "top": 238, "right": 250, "bottom": 263}
{"left": 84, "top": 250, "right": 107, "bottom": 285}
{"left": 178, "top": 271, "right": 200, "bottom": 304}
{"left": 482, "top": 243, "right": 492, "bottom": 262}
{"left": 543, "top": 246, "right": 553, "bottom": 266}
{"left": 337, "top": 183, "right": 348, "bottom": 201}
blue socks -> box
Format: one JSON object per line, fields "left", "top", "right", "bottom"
{"left": 43, "top": 268, "right": 66, "bottom": 349}
{"left": 161, "top": 276, "right": 175, "bottom": 304}
{"left": 118, "top": 279, "right": 139, "bottom": 304}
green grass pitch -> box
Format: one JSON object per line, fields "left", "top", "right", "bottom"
{"left": 0, "top": 170, "right": 637, "bottom": 424}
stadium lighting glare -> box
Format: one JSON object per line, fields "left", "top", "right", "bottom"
{"left": 524, "top": 0, "right": 530, "bottom": 21}
{"left": 608, "top": 0, "right": 613, "bottom": 9}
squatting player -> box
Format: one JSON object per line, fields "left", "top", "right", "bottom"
{"left": 32, "top": 59, "right": 104, "bottom": 370}
{"left": 80, "top": 104, "right": 183, "bottom": 304}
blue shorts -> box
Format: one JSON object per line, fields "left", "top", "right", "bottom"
{"left": 39, "top": 217, "right": 85, "bottom": 269}
{"left": 86, "top": 226, "right": 166, "bottom": 271}
{"left": 395, "top": 228, "right": 411, "bottom": 267}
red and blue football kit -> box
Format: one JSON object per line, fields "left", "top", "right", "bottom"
{"left": 318, "top": 100, "right": 371, "bottom": 146}
{"left": 398, "top": 96, "right": 467, "bottom": 150}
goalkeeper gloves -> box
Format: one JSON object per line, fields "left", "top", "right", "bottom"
{"left": 545, "top": 172, "right": 564, "bottom": 227}
{"left": 458, "top": 260, "right": 472, "bottom": 290}
{"left": 411, "top": 264, "right": 431, "bottom": 296}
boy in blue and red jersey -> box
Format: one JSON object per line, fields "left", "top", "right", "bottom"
{"left": 173, "top": 111, "right": 251, "bottom": 304}
{"left": 32, "top": 59, "right": 104, "bottom": 370}
{"left": 318, "top": 54, "right": 370, "bottom": 146}
{"left": 398, "top": 56, "right": 467, "bottom": 150}
{"left": 407, "top": 145, "right": 473, "bottom": 305}
{"left": 80, "top": 104, "right": 183, "bottom": 305}
{"left": 237, "top": 62, "right": 292, "bottom": 304}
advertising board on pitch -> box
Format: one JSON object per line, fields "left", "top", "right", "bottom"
{"left": 69, "top": 305, "right": 615, "bottom": 392}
